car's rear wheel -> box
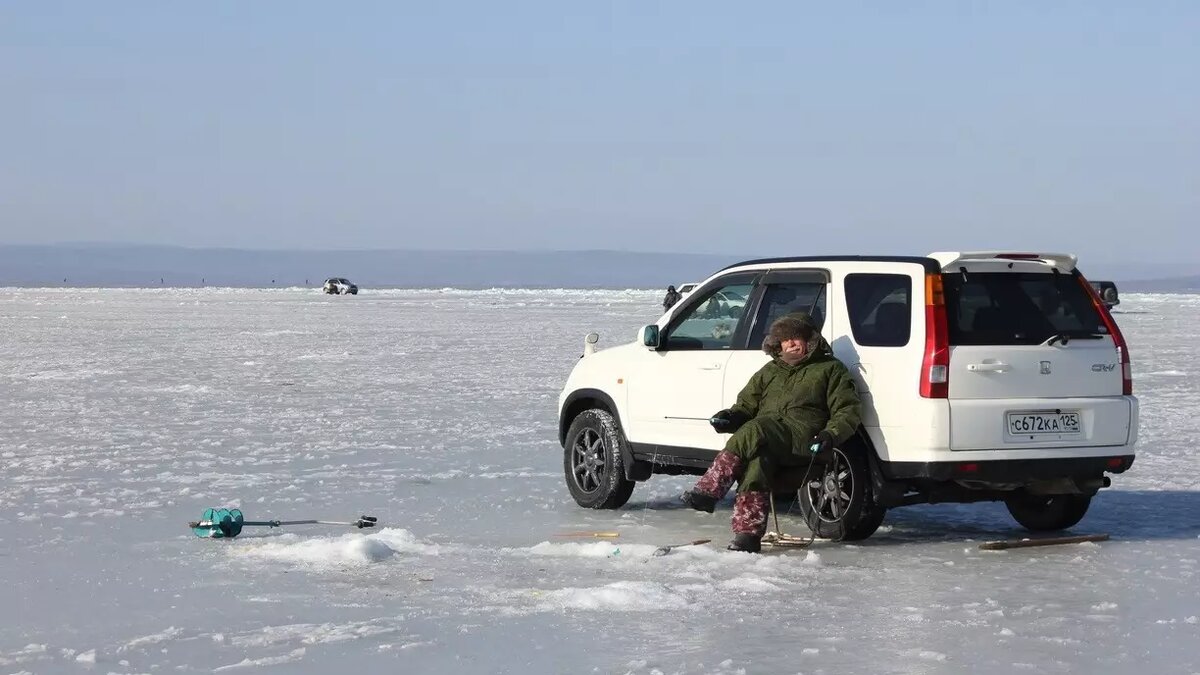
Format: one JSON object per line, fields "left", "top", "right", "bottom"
{"left": 798, "top": 447, "right": 885, "bottom": 541}
{"left": 1005, "top": 492, "right": 1091, "bottom": 531}
{"left": 563, "top": 409, "right": 635, "bottom": 509}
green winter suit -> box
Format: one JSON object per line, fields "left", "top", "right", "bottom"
{"left": 724, "top": 333, "right": 862, "bottom": 493}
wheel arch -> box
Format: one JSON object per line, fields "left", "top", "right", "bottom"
{"left": 845, "top": 426, "right": 903, "bottom": 509}
{"left": 558, "top": 388, "right": 624, "bottom": 446}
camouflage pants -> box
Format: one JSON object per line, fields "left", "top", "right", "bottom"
{"left": 724, "top": 417, "right": 815, "bottom": 493}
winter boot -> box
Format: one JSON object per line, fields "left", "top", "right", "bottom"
{"left": 728, "top": 491, "right": 770, "bottom": 553}
{"left": 681, "top": 451, "right": 744, "bottom": 513}
{"left": 680, "top": 490, "right": 718, "bottom": 513}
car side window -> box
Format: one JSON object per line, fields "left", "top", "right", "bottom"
{"left": 747, "top": 282, "right": 827, "bottom": 349}
{"left": 845, "top": 273, "right": 912, "bottom": 347}
{"left": 664, "top": 281, "right": 756, "bottom": 350}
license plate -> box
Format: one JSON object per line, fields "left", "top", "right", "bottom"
{"left": 1007, "top": 410, "right": 1080, "bottom": 435}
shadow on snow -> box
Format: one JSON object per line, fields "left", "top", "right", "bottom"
{"left": 618, "top": 489, "right": 1200, "bottom": 547}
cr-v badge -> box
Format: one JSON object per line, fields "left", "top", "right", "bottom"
{"left": 1092, "top": 363, "right": 1117, "bottom": 372}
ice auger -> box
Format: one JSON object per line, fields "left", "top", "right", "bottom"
{"left": 188, "top": 507, "right": 377, "bottom": 538}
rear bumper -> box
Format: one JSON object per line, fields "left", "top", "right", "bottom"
{"left": 881, "top": 454, "right": 1135, "bottom": 483}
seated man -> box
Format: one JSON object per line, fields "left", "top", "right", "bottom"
{"left": 681, "top": 312, "right": 862, "bottom": 553}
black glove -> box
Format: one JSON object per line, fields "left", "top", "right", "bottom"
{"left": 709, "top": 409, "right": 734, "bottom": 433}
{"left": 709, "top": 409, "right": 751, "bottom": 434}
{"left": 808, "top": 430, "right": 835, "bottom": 456}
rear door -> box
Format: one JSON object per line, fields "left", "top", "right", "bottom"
{"left": 840, "top": 269, "right": 924, "bottom": 444}
{"left": 943, "top": 262, "right": 1130, "bottom": 449}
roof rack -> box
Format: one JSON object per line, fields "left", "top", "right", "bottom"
{"left": 927, "top": 251, "right": 1078, "bottom": 272}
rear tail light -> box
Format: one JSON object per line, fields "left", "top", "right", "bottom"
{"left": 1078, "top": 274, "right": 1132, "bottom": 395}
{"left": 921, "top": 273, "right": 950, "bottom": 398}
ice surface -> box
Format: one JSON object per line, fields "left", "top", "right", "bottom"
{"left": 1, "top": 288, "right": 1198, "bottom": 673}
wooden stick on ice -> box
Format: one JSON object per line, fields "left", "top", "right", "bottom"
{"left": 979, "top": 533, "right": 1109, "bottom": 550}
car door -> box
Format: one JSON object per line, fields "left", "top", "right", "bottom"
{"left": 626, "top": 273, "right": 760, "bottom": 451}
{"left": 723, "top": 269, "right": 830, "bottom": 413}
{"left": 839, "top": 270, "right": 923, "bottom": 454}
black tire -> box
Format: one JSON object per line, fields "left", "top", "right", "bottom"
{"left": 563, "top": 409, "right": 636, "bottom": 509}
{"left": 1101, "top": 287, "right": 1118, "bottom": 304}
{"left": 1005, "top": 492, "right": 1091, "bottom": 532}
{"left": 798, "top": 446, "right": 885, "bottom": 541}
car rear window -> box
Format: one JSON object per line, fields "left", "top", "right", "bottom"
{"left": 942, "top": 272, "right": 1107, "bottom": 345}
{"left": 845, "top": 273, "right": 911, "bottom": 347}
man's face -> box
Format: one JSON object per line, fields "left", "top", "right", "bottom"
{"left": 779, "top": 337, "right": 808, "bottom": 364}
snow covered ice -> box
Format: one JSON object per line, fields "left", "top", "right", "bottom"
{"left": 1, "top": 287, "right": 1198, "bottom": 674}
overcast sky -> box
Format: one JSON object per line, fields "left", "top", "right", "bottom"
{"left": 1, "top": 3, "right": 1196, "bottom": 263}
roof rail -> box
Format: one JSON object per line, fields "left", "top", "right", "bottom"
{"left": 927, "top": 251, "right": 1078, "bottom": 272}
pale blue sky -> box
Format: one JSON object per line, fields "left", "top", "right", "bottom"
{"left": 1, "top": 2, "right": 1196, "bottom": 262}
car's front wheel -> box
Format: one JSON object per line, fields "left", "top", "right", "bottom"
{"left": 798, "top": 447, "right": 885, "bottom": 541}
{"left": 563, "top": 409, "right": 635, "bottom": 509}
{"left": 1005, "top": 492, "right": 1091, "bottom": 531}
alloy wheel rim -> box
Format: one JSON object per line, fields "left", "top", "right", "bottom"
{"left": 571, "top": 428, "right": 607, "bottom": 494}
{"left": 807, "top": 449, "right": 853, "bottom": 523}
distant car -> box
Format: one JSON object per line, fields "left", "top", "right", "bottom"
{"left": 1090, "top": 280, "right": 1119, "bottom": 308}
{"left": 323, "top": 278, "right": 358, "bottom": 295}
{"left": 696, "top": 289, "right": 746, "bottom": 318}
{"left": 677, "top": 283, "right": 699, "bottom": 298}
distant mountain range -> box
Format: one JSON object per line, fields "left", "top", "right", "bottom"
{"left": 0, "top": 243, "right": 1195, "bottom": 291}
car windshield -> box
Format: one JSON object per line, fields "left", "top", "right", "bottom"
{"left": 942, "top": 272, "right": 1106, "bottom": 345}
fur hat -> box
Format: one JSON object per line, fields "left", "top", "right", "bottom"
{"left": 762, "top": 312, "right": 818, "bottom": 357}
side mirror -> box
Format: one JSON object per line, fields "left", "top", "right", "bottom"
{"left": 639, "top": 325, "right": 660, "bottom": 349}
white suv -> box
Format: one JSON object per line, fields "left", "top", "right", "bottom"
{"left": 557, "top": 252, "right": 1137, "bottom": 540}
{"left": 322, "top": 278, "right": 358, "bottom": 295}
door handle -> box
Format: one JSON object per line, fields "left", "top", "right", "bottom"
{"left": 698, "top": 364, "right": 723, "bottom": 371}
{"left": 966, "top": 362, "right": 1009, "bottom": 372}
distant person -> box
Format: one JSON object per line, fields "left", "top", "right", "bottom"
{"left": 662, "top": 285, "right": 681, "bottom": 312}
{"left": 702, "top": 296, "right": 726, "bottom": 318}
